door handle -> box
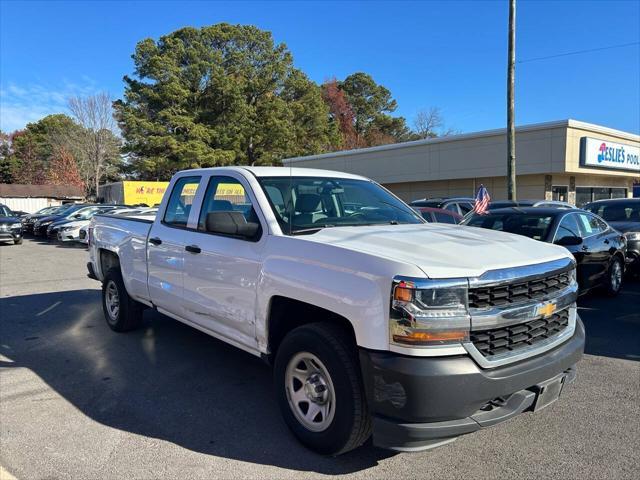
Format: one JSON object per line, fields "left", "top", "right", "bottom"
{"left": 603, "top": 239, "right": 610, "bottom": 244}
{"left": 185, "top": 245, "right": 201, "bottom": 254}
{"left": 581, "top": 245, "right": 589, "bottom": 251}
{"left": 149, "top": 237, "right": 162, "bottom": 246}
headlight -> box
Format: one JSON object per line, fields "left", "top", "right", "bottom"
{"left": 625, "top": 232, "right": 640, "bottom": 241}
{"left": 11, "top": 223, "right": 22, "bottom": 229}
{"left": 390, "top": 277, "right": 470, "bottom": 347}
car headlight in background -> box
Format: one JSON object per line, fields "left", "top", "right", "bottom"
{"left": 11, "top": 223, "right": 22, "bottom": 229}
{"left": 390, "top": 277, "right": 470, "bottom": 347}
{"left": 624, "top": 232, "right": 640, "bottom": 241}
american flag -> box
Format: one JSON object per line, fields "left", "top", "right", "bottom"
{"left": 473, "top": 184, "right": 490, "bottom": 214}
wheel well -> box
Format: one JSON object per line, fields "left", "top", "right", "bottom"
{"left": 99, "top": 249, "right": 120, "bottom": 277}
{"left": 613, "top": 251, "right": 625, "bottom": 266}
{"left": 266, "top": 296, "right": 356, "bottom": 360}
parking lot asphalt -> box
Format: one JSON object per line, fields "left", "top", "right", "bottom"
{"left": 1, "top": 238, "right": 639, "bottom": 479}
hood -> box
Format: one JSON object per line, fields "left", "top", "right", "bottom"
{"left": 301, "top": 223, "right": 571, "bottom": 278}
{"left": 607, "top": 221, "right": 640, "bottom": 233}
{"left": 36, "top": 215, "right": 63, "bottom": 224}
{"left": 0, "top": 217, "right": 21, "bottom": 225}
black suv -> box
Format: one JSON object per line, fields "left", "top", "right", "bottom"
{"left": 584, "top": 198, "right": 640, "bottom": 274}
{"left": 0, "top": 204, "right": 24, "bottom": 245}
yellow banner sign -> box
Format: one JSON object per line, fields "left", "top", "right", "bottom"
{"left": 122, "top": 181, "right": 170, "bottom": 206}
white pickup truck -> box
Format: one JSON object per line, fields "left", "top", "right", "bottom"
{"left": 88, "top": 166, "right": 584, "bottom": 455}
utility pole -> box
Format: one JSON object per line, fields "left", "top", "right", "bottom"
{"left": 507, "top": 0, "right": 516, "bottom": 200}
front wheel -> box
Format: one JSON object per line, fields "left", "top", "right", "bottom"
{"left": 605, "top": 256, "right": 624, "bottom": 296}
{"left": 13, "top": 237, "right": 22, "bottom": 245}
{"left": 274, "top": 323, "right": 372, "bottom": 455}
{"left": 102, "top": 268, "right": 144, "bottom": 332}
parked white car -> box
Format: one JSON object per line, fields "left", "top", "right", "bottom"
{"left": 88, "top": 167, "right": 584, "bottom": 455}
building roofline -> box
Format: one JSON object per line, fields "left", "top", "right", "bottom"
{"left": 283, "top": 119, "right": 639, "bottom": 164}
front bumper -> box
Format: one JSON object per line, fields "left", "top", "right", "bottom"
{"left": 625, "top": 240, "right": 639, "bottom": 271}
{"left": 0, "top": 230, "right": 22, "bottom": 242}
{"left": 359, "top": 317, "right": 585, "bottom": 451}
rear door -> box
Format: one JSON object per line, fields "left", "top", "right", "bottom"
{"left": 181, "top": 173, "right": 265, "bottom": 350}
{"left": 147, "top": 175, "right": 202, "bottom": 317}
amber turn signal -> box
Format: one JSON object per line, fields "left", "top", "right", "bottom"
{"left": 394, "top": 286, "right": 413, "bottom": 302}
{"left": 392, "top": 330, "right": 467, "bottom": 345}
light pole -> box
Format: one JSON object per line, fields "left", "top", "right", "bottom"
{"left": 507, "top": 0, "right": 516, "bottom": 200}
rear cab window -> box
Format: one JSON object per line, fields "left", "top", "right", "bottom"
{"left": 163, "top": 176, "right": 201, "bottom": 227}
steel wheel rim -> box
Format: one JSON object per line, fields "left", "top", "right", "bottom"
{"left": 105, "top": 280, "right": 120, "bottom": 322}
{"left": 611, "top": 261, "right": 622, "bottom": 291}
{"left": 285, "top": 352, "right": 336, "bottom": 432}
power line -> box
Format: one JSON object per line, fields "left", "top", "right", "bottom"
{"left": 517, "top": 41, "right": 639, "bottom": 64}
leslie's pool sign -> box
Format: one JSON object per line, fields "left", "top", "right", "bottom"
{"left": 580, "top": 137, "right": 639, "bottom": 173}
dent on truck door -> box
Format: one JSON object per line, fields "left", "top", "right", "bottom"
{"left": 147, "top": 176, "right": 201, "bottom": 317}
{"left": 181, "top": 175, "right": 263, "bottom": 350}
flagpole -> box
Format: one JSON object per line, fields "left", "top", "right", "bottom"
{"left": 507, "top": 0, "right": 517, "bottom": 200}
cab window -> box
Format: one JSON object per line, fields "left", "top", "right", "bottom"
{"left": 198, "top": 176, "right": 261, "bottom": 233}
{"left": 163, "top": 176, "right": 201, "bottom": 227}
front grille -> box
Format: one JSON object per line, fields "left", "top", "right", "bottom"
{"left": 468, "top": 270, "right": 572, "bottom": 309}
{"left": 470, "top": 309, "right": 570, "bottom": 358}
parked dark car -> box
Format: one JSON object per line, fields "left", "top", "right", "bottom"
{"left": 410, "top": 197, "right": 474, "bottom": 216}
{"left": 414, "top": 206, "right": 463, "bottom": 224}
{"left": 33, "top": 204, "right": 91, "bottom": 236}
{"left": 584, "top": 198, "right": 640, "bottom": 274}
{"left": 22, "top": 203, "right": 73, "bottom": 234}
{"left": 0, "top": 204, "right": 24, "bottom": 245}
{"left": 461, "top": 207, "right": 626, "bottom": 295}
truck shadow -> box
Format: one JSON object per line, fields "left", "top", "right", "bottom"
{"left": 577, "top": 278, "right": 640, "bottom": 361}
{"left": 0, "top": 289, "right": 393, "bottom": 474}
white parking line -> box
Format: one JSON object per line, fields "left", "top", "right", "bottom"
{"left": 36, "top": 301, "right": 61, "bottom": 317}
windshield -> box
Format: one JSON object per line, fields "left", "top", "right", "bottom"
{"left": 258, "top": 177, "right": 423, "bottom": 234}
{"left": 0, "top": 205, "right": 14, "bottom": 217}
{"left": 68, "top": 206, "right": 101, "bottom": 220}
{"left": 462, "top": 212, "right": 555, "bottom": 241}
{"left": 584, "top": 201, "right": 640, "bottom": 222}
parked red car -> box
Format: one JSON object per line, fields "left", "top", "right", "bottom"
{"left": 414, "top": 206, "right": 463, "bottom": 224}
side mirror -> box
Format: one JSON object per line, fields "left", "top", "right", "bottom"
{"left": 206, "top": 211, "right": 260, "bottom": 239}
{"left": 555, "top": 236, "right": 583, "bottom": 246}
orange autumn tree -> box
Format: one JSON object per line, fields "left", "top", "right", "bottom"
{"left": 46, "top": 147, "right": 85, "bottom": 188}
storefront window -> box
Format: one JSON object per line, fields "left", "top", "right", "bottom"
{"left": 574, "top": 187, "right": 628, "bottom": 206}
{"left": 552, "top": 186, "right": 568, "bottom": 202}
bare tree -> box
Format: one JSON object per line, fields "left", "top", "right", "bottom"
{"left": 413, "top": 107, "right": 444, "bottom": 139}
{"left": 68, "top": 92, "right": 120, "bottom": 197}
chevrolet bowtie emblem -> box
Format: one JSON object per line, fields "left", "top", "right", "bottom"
{"left": 537, "top": 303, "right": 556, "bottom": 318}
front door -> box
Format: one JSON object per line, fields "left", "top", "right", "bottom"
{"left": 181, "top": 174, "right": 265, "bottom": 350}
{"left": 147, "top": 175, "right": 202, "bottom": 317}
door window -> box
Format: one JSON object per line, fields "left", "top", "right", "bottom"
{"left": 577, "top": 213, "right": 603, "bottom": 237}
{"left": 163, "top": 176, "right": 201, "bottom": 227}
{"left": 555, "top": 214, "right": 581, "bottom": 242}
{"left": 198, "top": 176, "right": 261, "bottom": 234}
{"left": 433, "top": 211, "right": 458, "bottom": 224}
{"left": 458, "top": 203, "right": 474, "bottom": 214}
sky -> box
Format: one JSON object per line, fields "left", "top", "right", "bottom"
{"left": 1, "top": 0, "right": 639, "bottom": 134}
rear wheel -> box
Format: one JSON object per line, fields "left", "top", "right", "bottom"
{"left": 605, "top": 256, "right": 624, "bottom": 296}
{"left": 274, "top": 323, "right": 371, "bottom": 455}
{"left": 102, "top": 268, "right": 144, "bottom": 332}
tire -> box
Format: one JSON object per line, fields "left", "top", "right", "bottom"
{"left": 274, "top": 322, "right": 372, "bottom": 455}
{"left": 13, "top": 237, "right": 22, "bottom": 245}
{"left": 604, "top": 256, "right": 624, "bottom": 296}
{"left": 102, "top": 268, "right": 144, "bottom": 332}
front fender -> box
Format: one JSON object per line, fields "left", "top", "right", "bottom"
{"left": 255, "top": 237, "right": 425, "bottom": 351}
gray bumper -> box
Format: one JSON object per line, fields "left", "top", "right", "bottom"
{"left": 359, "top": 317, "right": 585, "bottom": 451}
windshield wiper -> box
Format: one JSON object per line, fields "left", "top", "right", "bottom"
{"left": 290, "top": 224, "right": 336, "bottom": 235}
